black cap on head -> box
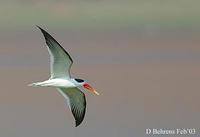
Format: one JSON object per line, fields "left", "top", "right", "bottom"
{"left": 74, "top": 79, "right": 84, "bottom": 83}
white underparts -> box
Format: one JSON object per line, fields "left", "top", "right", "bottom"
{"left": 29, "top": 78, "right": 76, "bottom": 88}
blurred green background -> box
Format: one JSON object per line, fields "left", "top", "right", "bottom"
{"left": 1, "top": 0, "right": 200, "bottom": 30}
{"left": 0, "top": 1, "right": 200, "bottom": 137}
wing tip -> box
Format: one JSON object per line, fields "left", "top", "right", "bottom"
{"left": 72, "top": 104, "right": 86, "bottom": 127}
{"left": 36, "top": 26, "right": 58, "bottom": 47}
{"left": 36, "top": 26, "right": 48, "bottom": 37}
{"left": 73, "top": 110, "right": 85, "bottom": 127}
{"left": 75, "top": 119, "right": 84, "bottom": 127}
{"left": 36, "top": 25, "right": 44, "bottom": 32}
{"left": 36, "top": 25, "right": 41, "bottom": 29}
{"left": 37, "top": 26, "right": 74, "bottom": 63}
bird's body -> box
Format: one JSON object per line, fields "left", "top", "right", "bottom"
{"left": 31, "top": 78, "right": 76, "bottom": 88}
{"left": 29, "top": 26, "right": 99, "bottom": 127}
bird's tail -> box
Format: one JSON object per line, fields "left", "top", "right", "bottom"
{"left": 28, "top": 82, "right": 41, "bottom": 87}
{"left": 28, "top": 80, "right": 54, "bottom": 87}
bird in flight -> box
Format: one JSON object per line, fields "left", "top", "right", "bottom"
{"left": 29, "top": 26, "right": 99, "bottom": 127}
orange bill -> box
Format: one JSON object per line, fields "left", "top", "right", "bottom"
{"left": 83, "top": 83, "right": 100, "bottom": 95}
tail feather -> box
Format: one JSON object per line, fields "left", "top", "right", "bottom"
{"left": 28, "top": 82, "right": 40, "bottom": 87}
{"left": 28, "top": 80, "right": 53, "bottom": 87}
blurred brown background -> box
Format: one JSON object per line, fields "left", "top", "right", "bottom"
{"left": 0, "top": 0, "right": 200, "bottom": 137}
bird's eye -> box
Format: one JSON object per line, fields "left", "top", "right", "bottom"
{"left": 75, "top": 79, "right": 84, "bottom": 83}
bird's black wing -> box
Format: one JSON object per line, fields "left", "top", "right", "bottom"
{"left": 37, "top": 26, "right": 73, "bottom": 78}
{"left": 57, "top": 87, "right": 86, "bottom": 127}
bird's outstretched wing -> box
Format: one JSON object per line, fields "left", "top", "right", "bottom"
{"left": 57, "top": 87, "right": 86, "bottom": 127}
{"left": 37, "top": 26, "right": 73, "bottom": 79}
